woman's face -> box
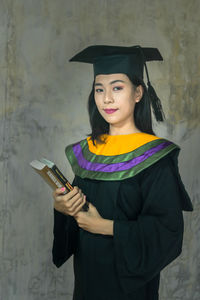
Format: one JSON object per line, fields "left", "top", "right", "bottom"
{"left": 94, "top": 73, "right": 142, "bottom": 130}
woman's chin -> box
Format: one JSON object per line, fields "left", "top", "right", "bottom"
{"left": 102, "top": 115, "right": 119, "bottom": 124}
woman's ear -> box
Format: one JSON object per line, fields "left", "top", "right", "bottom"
{"left": 135, "top": 85, "right": 143, "bottom": 103}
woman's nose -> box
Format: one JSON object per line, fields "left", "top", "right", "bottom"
{"left": 104, "top": 91, "right": 114, "bottom": 103}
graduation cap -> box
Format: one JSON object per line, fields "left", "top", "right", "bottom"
{"left": 69, "top": 45, "right": 165, "bottom": 121}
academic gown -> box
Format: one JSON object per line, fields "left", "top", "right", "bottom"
{"left": 52, "top": 133, "right": 193, "bottom": 300}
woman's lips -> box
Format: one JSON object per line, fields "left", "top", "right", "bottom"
{"left": 104, "top": 109, "right": 118, "bottom": 114}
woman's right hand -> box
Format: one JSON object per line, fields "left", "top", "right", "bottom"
{"left": 53, "top": 186, "right": 86, "bottom": 217}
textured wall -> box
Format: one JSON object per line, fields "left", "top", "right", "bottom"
{"left": 0, "top": 0, "right": 199, "bottom": 299}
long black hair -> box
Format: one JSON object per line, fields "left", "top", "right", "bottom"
{"left": 87, "top": 75, "right": 164, "bottom": 145}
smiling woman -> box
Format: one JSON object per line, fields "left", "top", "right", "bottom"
{"left": 94, "top": 73, "right": 143, "bottom": 136}
{"left": 88, "top": 71, "right": 159, "bottom": 142}
{"left": 51, "top": 45, "right": 193, "bottom": 300}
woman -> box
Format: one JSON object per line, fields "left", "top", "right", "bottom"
{"left": 52, "top": 45, "right": 193, "bottom": 300}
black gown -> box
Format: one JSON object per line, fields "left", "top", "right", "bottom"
{"left": 52, "top": 135, "right": 193, "bottom": 300}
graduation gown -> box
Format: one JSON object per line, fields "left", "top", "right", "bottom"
{"left": 52, "top": 133, "right": 193, "bottom": 300}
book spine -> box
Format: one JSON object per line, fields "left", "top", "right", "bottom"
{"left": 51, "top": 165, "right": 73, "bottom": 193}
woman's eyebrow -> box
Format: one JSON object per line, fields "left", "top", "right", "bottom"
{"left": 94, "top": 80, "right": 125, "bottom": 86}
{"left": 110, "top": 80, "right": 125, "bottom": 84}
{"left": 94, "top": 82, "right": 103, "bottom": 86}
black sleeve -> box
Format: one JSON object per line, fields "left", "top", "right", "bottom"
{"left": 52, "top": 176, "right": 79, "bottom": 268}
{"left": 113, "top": 155, "right": 185, "bottom": 292}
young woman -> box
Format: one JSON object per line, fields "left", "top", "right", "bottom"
{"left": 52, "top": 45, "right": 193, "bottom": 300}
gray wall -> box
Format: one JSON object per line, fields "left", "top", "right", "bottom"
{"left": 0, "top": 0, "right": 199, "bottom": 299}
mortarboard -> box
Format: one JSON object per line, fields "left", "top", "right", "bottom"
{"left": 69, "top": 45, "right": 165, "bottom": 121}
{"left": 69, "top": 45, "right": 163, "bottom": 80}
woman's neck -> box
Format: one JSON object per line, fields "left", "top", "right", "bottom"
{"left": 108, "top": 123, "right": 141, "bottom": 136}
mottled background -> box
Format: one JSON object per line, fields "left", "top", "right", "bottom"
{"left": 0, "top": 0, "right": 199, "bottom": 299}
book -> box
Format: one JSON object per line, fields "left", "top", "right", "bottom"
{"left": 30, "top": 158, "right": 89, "bottom": 211}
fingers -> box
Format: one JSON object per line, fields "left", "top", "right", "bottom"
{"left": 53, "top": 186, "right": 81, "bottom": 202}
{"left": 53, "top": 186, "right": 79, "bottom": 197}
{"left": 53, "top": 186, "right": 86, "bottom": 216}
{"left": 70, "top": 196, "right": 87, "bottom": 216}
{"left": 65, "top": 194, "right": 86, "bottom": 216}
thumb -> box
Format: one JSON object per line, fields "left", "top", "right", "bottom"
{"left": 88, "top": 202, "right": 96, "bottom": 211}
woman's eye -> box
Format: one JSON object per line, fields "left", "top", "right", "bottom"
{"left": 113, "top": 86, "right": 123, "bottom": 91}
{"left": 95, "top": 88, "right": 104, "bottom": 93}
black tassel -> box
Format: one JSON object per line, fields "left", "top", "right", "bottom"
{"left": 147, "top": 81, "right": 165, "bottom": 122}
{"left": 143, "top": 60, "right": 165, "bottom": 122}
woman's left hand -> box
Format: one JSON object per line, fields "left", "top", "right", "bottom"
{"left": 74, "top": 202, "right": 114, "bottom": 235}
